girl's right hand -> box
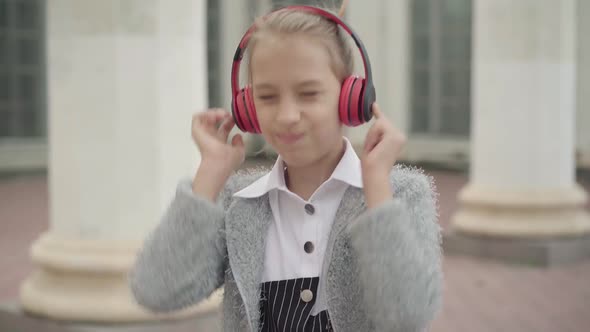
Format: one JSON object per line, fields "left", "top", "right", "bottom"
{"left": 191, "top": 108, "right": 246, "bottom": 173}
{"left": 191, "top": 109, "right": 245, "bottom": 201}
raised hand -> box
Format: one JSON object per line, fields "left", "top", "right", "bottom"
{"left": 360, "top": 103, "right": 407, "bottom": 208}
{"left": 191, "top": 108, "right": 246, "bottom": 201}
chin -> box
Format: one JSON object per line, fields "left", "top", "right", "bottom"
{"left": 279, "top": 150, "right": 316, "bottom": 168}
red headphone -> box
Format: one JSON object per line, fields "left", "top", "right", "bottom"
{"left": 230, "top": 5, "right": 376, "bottom": 134}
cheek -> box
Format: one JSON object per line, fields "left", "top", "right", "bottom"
{"left": 255, "top": 107, "right": 272, "bottom": 131}
{"left": 255, "top": 108, "right": 279, "bottom": 145}
{"left": 310, "top": 104, "right": 342, "bottom": 141}
{"left": 314, "top": 92, "right": 341, "bottom": 126}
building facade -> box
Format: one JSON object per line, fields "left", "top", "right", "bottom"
{"left": 1, "top": 0, "right": 588, "bottom": 171}
{"left": 9, "top": 0, "right": 590, "bottom": 323}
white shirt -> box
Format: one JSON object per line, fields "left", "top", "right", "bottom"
{"left": 233, "top": 137, "right": 363, "bottom": 314}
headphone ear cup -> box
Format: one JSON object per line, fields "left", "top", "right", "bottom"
{"left": 339, "top": 76, "right": 367, "bottom": 127}
{"left": 339, "top": 76, "right": 355, "bottom": 125}
{"left": 243, "top": 86, "right": 261, "bottom": 133}
{"left": 232, "top": 90, "right": 247, "bottom": 132}
{"left": 233, "top": 86, "right": 260, "bottom": 134}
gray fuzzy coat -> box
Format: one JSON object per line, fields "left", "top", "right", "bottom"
{"left": 129, "top": 164, "right": 443, "bottom": 331}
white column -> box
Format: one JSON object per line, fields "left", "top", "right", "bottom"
{"left": 451, "top": 0, "right": 590, "bottom": 237}
{"left": 19, "top": 0, "right": 221, "bottom": 321}
{"left": 346, "top": 0, "right": 410, "bottom": 151}
{"left": 577, "top": 0, "right": 590, "bottom": 169}
{"left": 219, "top": 0, "right": 256, "bottom": 111}
{"left": 219, "top": 0, "right": 266, "bottom": 156}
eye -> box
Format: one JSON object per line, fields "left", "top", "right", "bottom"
{"left": 257, "top": 94, "right": 276, "bottom": 101}
{"left": 301, "top": 91, "right": 319, "bottom": 98}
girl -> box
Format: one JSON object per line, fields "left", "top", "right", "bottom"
{"left": 129, "top": 2, "right": 442, "bottom": 332}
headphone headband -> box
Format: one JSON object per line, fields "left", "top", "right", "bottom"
{"left": 230, "top": 5, "right": 373, "bottom": 95}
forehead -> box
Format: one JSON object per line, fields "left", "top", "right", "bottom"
{"left": 249, "top": 33, "right": 336, "bottom": 87}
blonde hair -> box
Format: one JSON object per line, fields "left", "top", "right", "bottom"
{"left": 244, "top": 1, "right": 352, "bottom": 158}
{"left": 246, "top": 0, "right": 353, "bottom": 83}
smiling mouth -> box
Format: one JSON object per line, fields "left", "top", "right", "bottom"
{"left": 276, "top": 133, "right": 304, "bottom": 144}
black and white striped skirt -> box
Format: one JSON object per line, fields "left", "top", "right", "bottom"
{"left": 259, "top": 277, "right": 332, "bottom": 332}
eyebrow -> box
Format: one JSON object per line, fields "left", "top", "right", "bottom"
{"left": 253, "top": 80, "right": 323, "bottom": 91}
{"left": 253, "top": 83, "right": 275, "bottom": 90}
{"left": 297, "top": 80, "right": 322, "bottom": 88}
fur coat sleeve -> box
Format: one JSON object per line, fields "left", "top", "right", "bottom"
{"left": 345, "top": 168, "right": 443, "bottom": 331}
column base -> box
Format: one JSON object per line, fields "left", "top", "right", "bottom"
{"left": 450, "top": 184, "right": 590, "bottom": 237}
{"left": 443, "top": 230, "right": 590, "bottom": 266}
{"left": 1, "top": 300, "right": 222, "bottom": 332}
{"left": 19, "top": 232, "right": 223, "bottom": 322}
{"left": 447, "top": 184, "right": 590, "bottom": 265}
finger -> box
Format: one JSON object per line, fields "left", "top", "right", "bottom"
{"left": 217, "top": 116, "right": 236, "bottom": 142}
{"left": 371, "top": 102, "right": 382, "bottom": 119}
{"left": 199, "top": 108, "right": 227, "bottom": 121}
{"left": 192, "top": 111, "right": 226, "bottom": 142}
{"left": 231, "top": 133, "right": 244, "bottom": 149}
{"left": 371, "top": 131, "right": 407, "bottom": 160}
{"left": 207, "top": 111, "right": 230, "bottom": 128}
{"left": 205, "top": 107, "right": 226, "bottom": 116}
{"left": 363, "top": 124, "right": 384, "bottom": 153}
{"left": 368, "top": 134, "right": 390, "bottom": 156}
{"left": 197, "top": 110, "right": 230, "bottom": 132}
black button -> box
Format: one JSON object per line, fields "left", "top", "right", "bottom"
{"left": 304, "top": 241, "right": 314, "bottom": 253}
{"left": 304, "top": 203, "right": 315, "bottom": 215}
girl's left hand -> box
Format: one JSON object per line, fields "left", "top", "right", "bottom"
{"left": 361, "top": 103, "right": 407, "bottom": 208}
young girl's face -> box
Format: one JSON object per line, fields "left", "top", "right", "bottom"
{"left": 250, "top": 33, "right": 344, "bottom": 168}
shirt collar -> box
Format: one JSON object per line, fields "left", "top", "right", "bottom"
{"left": 233, "top": 136, "right": 363, "bottom": 198}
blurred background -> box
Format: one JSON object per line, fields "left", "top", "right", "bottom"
{"left": 0, "top": 0, "right": 589, "bottom": 331}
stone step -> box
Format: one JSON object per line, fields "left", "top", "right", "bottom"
{"left": 0, "top": 301, "right": 222, "bottom": 332}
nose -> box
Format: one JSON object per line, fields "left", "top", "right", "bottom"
{"left": 275, "top": 97, "right": 301, "bottom": 126}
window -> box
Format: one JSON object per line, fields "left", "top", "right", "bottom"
{"left": 410, "top": 0, "right": 472, "bottom": 137}
{"left": 206, "top": 0, "right": 222, "bottom": 107}
{"left": 0, "top": 0, "right": 45, "bottom": 138}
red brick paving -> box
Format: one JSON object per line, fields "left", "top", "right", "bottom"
{"left": 1, "top": 169, "right": 590, "bottom": 332}
{"left": 0, "top": 174, "right": 47, "bottom": 301}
